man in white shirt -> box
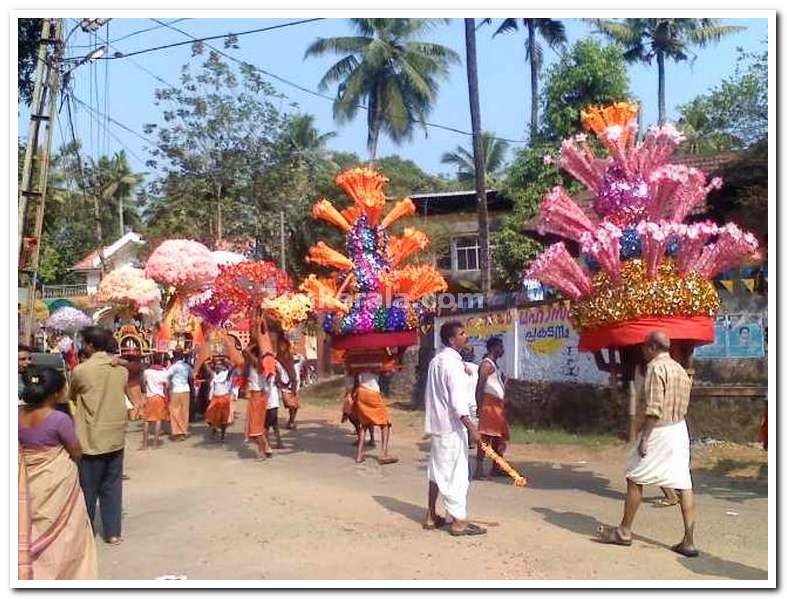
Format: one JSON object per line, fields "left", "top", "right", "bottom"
{"left": 424, "top": 321, "right": 486, "bottom": 537}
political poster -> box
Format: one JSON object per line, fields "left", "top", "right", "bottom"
{"left": 517, "top": 303, "right": 606, "bottom": 384}
{"left": 726, "top": 313, "right": 765, "bottom": 358}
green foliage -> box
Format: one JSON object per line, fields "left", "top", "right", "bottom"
{"left": 440, "top": 132, "right": 509, "bottom": 186}
{"left": 142, "top": 50, "right": 290, "bottom": 248}
{"left": 677, "top": 45, "right": 767, "bottom": 153}
{"left": 540, "top": 39, "right": 632, "bottom": 140}
{"left": 29, "top": 142, "right": 144, "bottom": 284}
{"left": 493, "top": 141, "right": 579, "bottom": 288}
{"left": 589, "top": 18, "right": 745, "bottom": 122}
{"left": 305, "top": 18, "right": 459, "bottom": 160}
{"left": 18, "top": 18, "right": 43, "bottom": 106}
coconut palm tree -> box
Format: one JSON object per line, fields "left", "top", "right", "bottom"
{"left": 588, "top": 18, "right": 745, "bottom": 124}
{"left": 287, "top": 114, "right": 336, "bottom": 153}
{"left": 440, "top": 131, "right": 509, "bottom": 185}
{"left": 304, "top": 18, "right": 459, "bottom": 162}
{"left": 93, "top": 151, "right": 145, "bottom": 237}
{"left": 488, "top": 18, "right": 567, "bottom": 142}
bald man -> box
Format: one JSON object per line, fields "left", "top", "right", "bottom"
{"left": 597, "top": 331, "right": 699, "bottom": 557}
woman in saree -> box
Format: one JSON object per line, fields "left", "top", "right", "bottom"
{"left": 18, "top": 366, "right": 97, "bottom": 580}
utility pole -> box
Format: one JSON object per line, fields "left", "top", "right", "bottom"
{"left": 279, "top": 210, "right": 286, "bottom": 271}
{"left": 20, "top": 19, "right": 64, "bottom": 345}
{"left": 464, "top": 18, "right": 491, "bottom": 296}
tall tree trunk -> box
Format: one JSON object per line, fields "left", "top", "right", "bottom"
{"left": 465, "top": 18, "right": 491, "bottom": 296}
{"left": 93, "top": 193, "right": 106, "bottom": 274}
{"left": 215, "top": 180, "right": 223, "bottom": 244}
{"left": 657, "top": 50, "right": 666, "bottom": 125}
{"left": 367, "top": 86, "right": 381, "bottom": 164}
{"left": 118, "top": 195, "right": 124, "bottom": 237}
{"left": 528, "top": 20, "right": 539, "bottom": 142}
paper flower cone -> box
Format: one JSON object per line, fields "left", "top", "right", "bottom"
{"left": 580, "top": 102, "right": 639, "bottom": 145}
{"left": 307, "top": 241, "right": 355, "bottom": 271}
{"left": 379, "top": 198, "right": 416, "bottom": 229}
{"left": 525, "top": 242, "right": 594, "bottom": 299}
{"left": 580, "top": 223, "right": 623, "bottom": 285}
{"left": 647, "top": 165, "right": 689, "bottom": 220}
{"left": 636, "top": 221, "right": 670, "bottom": 279}
{"left": 341, "top": 205, "right": 362, "bottom": 226}
{"left": 670, "top": 174, "right": 723, "bottom": 224}
{"left": 334, "top": 167, "right": 388, "bottom": 226}
{"left": 300, "top": 274, "right": 350, "bottom": 314}
{"left": 384, "top": 265, "right": 447, "bottom": 301}
{"left": 389, "top": 227, "right": 430, "bottom": 266}
{"left": 695, "top": 224, "right": 761, "bottom": 279}
{"left": 312, "top": 198, "right": 352, "bottom": 232}
{"left": 538, "top": 186, "right": 596, "bottom": 241}
{"left": 673, "top": 222, "right": 719, "bottom": 276}
{"left": 559, "top": 137, "right": 605, "bottom": 195}
{"left": 630, "top": 124, "right": 686, "bottom": 176}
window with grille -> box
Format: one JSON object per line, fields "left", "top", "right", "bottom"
{"left": 436, "top": 247, "right": 452, "bottom": 270}
{"left": 455, "top": 236, "right": 480, "bottom": 271}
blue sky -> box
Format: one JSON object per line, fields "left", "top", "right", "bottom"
{"left": 23, "top": 16, "right": 768, "bottom": 179}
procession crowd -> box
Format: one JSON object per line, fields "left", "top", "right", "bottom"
{"left": 17, "top": 318, "right": 700, "bottom": 580}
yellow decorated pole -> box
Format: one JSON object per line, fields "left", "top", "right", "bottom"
{"left": 479, "top": 442, "right": 528, "bottom": 487}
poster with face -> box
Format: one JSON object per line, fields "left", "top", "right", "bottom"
{"left": 726, "top": 313, "right": 765, "bottom": 358}
{"left": 517, "top": 303, "right": 606, "bottom": 384}
{"left": 694, "top": 313, "right": 765, "bottom": 359}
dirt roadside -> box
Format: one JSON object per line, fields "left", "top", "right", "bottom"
{"left": 95, "top": 395, "right": 768, "bottom": 582}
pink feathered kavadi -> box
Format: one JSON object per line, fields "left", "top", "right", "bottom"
{"left": 144, "top": 239, "right": 219, "bottom": 349}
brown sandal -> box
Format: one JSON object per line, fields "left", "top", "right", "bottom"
{"left": 595, "top": 525, "right": 632, "bottom": 546}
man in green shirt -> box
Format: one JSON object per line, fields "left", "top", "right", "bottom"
{"left": 70, "top": 326, "right": 128, "bottom": 545}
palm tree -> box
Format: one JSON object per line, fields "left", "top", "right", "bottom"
{"left": 677, "top": 104, "right": 740, "bottom": 155}
{"left": 285, "top": 114, "right": 336, "bottom": 165}
{"left": 93, "top": 151, "right": 145, "bottom": 237}
{"left": 464, "top": 18, "right": 491, "bottom": 295}
{"left": 440, "top": 131, "right": 509, "bottom": 185}
{"left": 588, "top": 18, "right": 745, "bottom": 124}
{"left": 488, "top": 19, "right": 567, "bottom": 142}
{"left": 305, "top": 19, "right": 459, "bottom": 162}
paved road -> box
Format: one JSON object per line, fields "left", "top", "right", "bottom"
{"left": 96, "top": 399, "right": 769, "bottom": 582}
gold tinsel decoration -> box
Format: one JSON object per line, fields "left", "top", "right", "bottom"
{"left": 571, "top": 259, "right": 720, "bottom": 330}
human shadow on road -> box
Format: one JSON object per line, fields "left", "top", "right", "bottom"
{"left": 483, "top": 461, "right": 625, "bottom": 502}
{"left": 372, "top": 495, "right": 424, "bottom": 526}
{"left": 533, "top": 507, "right": 767, "bottom": 580}
{"left": 691, "top": 470, "right": 768, "bottom": 504}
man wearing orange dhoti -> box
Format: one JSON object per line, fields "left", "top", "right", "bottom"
{"left": 141, "top": 353, "right": 170, "bottom": 450}
{"left": 204, "top": 357, "right": 234, "bottom": 442}
{"left": 166, "top": 350, "right": 193, "bottom": 441}
{"left": 475, "top": 337, "right": 510, "bottom": 479}
{"left": 352, "top": 371, "right": 397, "bottom": 465}
{"left": 242, "top": 343, "right": 274, "bottom": 458}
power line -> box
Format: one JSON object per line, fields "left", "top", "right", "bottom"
{"left": 69, "top": 93, "right": 156, "bottom": 145}
{"left": 72, "top": 92, "right": 149, "bottom": 168}
{"left": 63, "top": 18, "right": 325, "bottom": 61}
{"left": 151, "top": 19, "right": 533, "bottom": 146}
{"left": 68, "top": 18, "right": 191, "bottom": 49}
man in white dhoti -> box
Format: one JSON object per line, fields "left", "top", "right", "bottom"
{"left": 423, "top": 321, "right": 486, "bottom": 537}
{"left": 597, "top": 331, "right": 698, "bottom": 557}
